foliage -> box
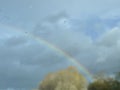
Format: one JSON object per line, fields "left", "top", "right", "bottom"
{"left": 38, "top": 66, "right": 87, "bottom": 90}
{"left": 115, "top": 72, "right": 120, "bottom": 81}
{"left": 88, "top": 77, "right": 120, "bottom": 90}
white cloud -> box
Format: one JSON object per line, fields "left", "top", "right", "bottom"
{"left": 98, "top": 26, "right": 120, "bottom": 47}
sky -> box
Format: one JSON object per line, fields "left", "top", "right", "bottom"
{"left": 0, "top": 0, "right": 120, "bottom": 90}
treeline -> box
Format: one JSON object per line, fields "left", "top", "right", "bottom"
{"left": 36, "top": 66, "right": 120, "bottom": 90}
{"left": 89, "top": 75, "right": 120, "bottom": 90}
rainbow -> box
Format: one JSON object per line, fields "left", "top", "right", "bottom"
{"left": 1, "top": 24, "right": 93, "bottom": 82}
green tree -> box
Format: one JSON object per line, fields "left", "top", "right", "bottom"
{"left": 88, "top": 77, "right": 120, "bottom": 90}
{"left": 38, "top": 66, "right": 88, "bottom": 90}
{"left": 115, "top": 72, "right": 120, "bottom": 81}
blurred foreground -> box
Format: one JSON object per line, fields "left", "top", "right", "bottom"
{"left": 35, "top": 66, "right": 120, "bottom": 90}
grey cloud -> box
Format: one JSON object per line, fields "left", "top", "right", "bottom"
{"left": 44, "top": 12, "right": 68, "bottom": 23}
{"left": 0, "top": 19, "right": 89, "bottom": 90}
{"left": 33, "top": 26, "right": 92, "bottom": 57}
{"left": 1, "top": 11, "right": 120, "bottom": 90}
{"left": 1, "top": 0, "right": 120, "bottom": 24}
{"left": 0, "top": 42, "right": 66, "bottom": 89}
{"left": 4, "top": 36, "right": 28, "bottom": 47}
{"left": 0, "top": 29, "right": 71, "bottom": 89}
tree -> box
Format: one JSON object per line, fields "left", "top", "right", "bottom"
{"left": 88, "top": 77, "right": 120, "bottom": 90}
{"left": 38, "top": 66, "right": 88, "bottom": 90}
{"left": 115, "top": 72, "right": 120, "bottom": 81}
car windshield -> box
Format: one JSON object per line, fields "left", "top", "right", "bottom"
{"left": 0, "top": 0, "right": 120, "bottom": 90}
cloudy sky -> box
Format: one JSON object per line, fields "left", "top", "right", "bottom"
{"left": 0, "top": 0, "right": 120, "bottom": 90}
